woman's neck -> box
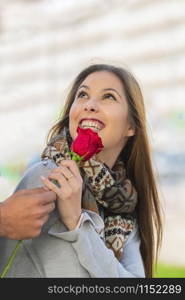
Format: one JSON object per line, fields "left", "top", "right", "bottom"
{"left": 95, "top": 149, "right": 121, "bottom": 169}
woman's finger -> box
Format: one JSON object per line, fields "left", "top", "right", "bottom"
{"left": 40, "top": 176, "right": 61, "bottom": 195}
{"left": 59, "top": 160, "right": 82, "bottom": 181}
{"left": 47, "top": 172, "right": 72, "bottom": 190}
{"left": 49, "top": 166, "right": 75, "bottom": 182}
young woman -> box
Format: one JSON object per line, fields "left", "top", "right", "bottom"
{"left": 0, "top": 64, "right": 162, "bottom": 278}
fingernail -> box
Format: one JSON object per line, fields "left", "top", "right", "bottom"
{"left": 43, "top": 186, "right": 49, "bottom": 191}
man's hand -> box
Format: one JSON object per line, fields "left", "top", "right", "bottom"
{"left": 0, "top": 188, "right": 56, "bottom": 240}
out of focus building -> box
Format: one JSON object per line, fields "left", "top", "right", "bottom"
{"left": 0, "top": 0, "right": 185, "bottom": 165}
{"left": 0, "top": 0, "right": 185, "bottom": 265}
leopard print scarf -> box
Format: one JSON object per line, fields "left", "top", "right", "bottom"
{"left": 41, "top": 127, "right": 138, "bottom": 260}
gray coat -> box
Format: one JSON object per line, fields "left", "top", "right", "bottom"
{"left": 0, "top": 160, "right": 145, "bottom": 278}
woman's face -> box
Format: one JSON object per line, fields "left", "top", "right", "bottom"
{"left": 69, "top": 71, "right": 134, "bottom": 167}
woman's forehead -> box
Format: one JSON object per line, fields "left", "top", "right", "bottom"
{"left": 80, "top": 71, "right": 125, "bottom": 92}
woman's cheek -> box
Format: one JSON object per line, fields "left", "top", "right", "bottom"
{"left": 69, "top": 118, "right": 74, "bottom": 139}
{"left": 69, "top": 124, "right": 76, "bottom": 140}
{"left": 98, "top": 130, "right": 107, "bottom": 147}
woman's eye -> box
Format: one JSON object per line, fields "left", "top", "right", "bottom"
{"left": 103, "top": 93, "right": 116, "bottom": 101}
{"left": 77, "top": 91, "right": 87, "bottom": 98}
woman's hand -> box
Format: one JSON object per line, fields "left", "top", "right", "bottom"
{"left": 41, "top": 160, "right": 83, "bottom": 231}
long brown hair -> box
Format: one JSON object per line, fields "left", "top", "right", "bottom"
{"left": 47, "top": 64, "right": 163, "bottom": 277}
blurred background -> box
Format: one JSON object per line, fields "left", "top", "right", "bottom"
{"left": 0, "top": 0, "right": 185, "bottom": 277}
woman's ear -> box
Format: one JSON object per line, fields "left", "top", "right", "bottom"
{"left": 127, "top": 124, "right": 135, "bottom": 137}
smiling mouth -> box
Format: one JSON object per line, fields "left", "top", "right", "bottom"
{"left": 79, "top": 119, "right": 105, "bottom": 132}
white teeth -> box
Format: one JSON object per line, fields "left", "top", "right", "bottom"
{"left": 80, "top": 120, "right": 103, "bottom": 131}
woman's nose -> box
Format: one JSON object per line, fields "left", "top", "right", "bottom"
{"left": 84, "top": 98, "right": 99, "bottom": 112}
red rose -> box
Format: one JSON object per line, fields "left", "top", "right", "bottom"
{"left": 70, "top": 127, "right": 104, "bottom": 162}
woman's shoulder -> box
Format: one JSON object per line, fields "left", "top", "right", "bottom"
{"left": 15, "top": 159, "right": 56, "bottom": 191}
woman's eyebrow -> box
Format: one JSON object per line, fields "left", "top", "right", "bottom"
{"left": 102, "top": 88, "right": 122, "bottom": 99}
{"left": 78, "top": 85, "right": 122, "bottom": 99}
{"left": 78, "top": 85, "right": 89, "bottom": 90}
